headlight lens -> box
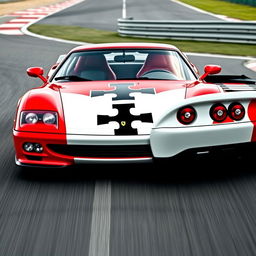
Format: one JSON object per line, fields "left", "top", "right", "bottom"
{"left": 210, "top": 103, "right": 227, "bottom": 122}
{"left": 228, "top": 102, "right": 245, "bottom": 121}
{"left": 21, "top": 111, "right": 58, "bottom": 126}
{"left": 24, "top": 113, "right": 38, "bottom": 124}
{"left": 43, "top": 113, "right": 57, "bottom": 124}
{"left": 177, "top": 106, "right": 196, "bottom": 125}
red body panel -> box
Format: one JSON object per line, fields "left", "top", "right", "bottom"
{"left": 13, "top": 131, "right": 71, "bottom": 167}
{"left": 185, "top": 83, "right": 222, "bottom": 98}
{"left": 248, "top": 100, "right": 256, "bottom": 141}
{"left": 14, "top": 87, "right": 68, "bottom": 166}
{"left": 14, "top": 87, "right": 66, "bottom": 134}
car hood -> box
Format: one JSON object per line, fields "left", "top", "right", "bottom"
{"left": 58, "top": 80, "right": 188, "bottom": 135}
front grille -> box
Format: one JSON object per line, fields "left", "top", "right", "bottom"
{"left": 47, "top": 144, "right": 153, "bottom": 158}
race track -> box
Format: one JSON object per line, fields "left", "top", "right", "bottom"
{"left": 38, "top": 0, "right": 221, "bottom": 31}
{"left": 0, "top": 0, "right": 256, "bottom": 255}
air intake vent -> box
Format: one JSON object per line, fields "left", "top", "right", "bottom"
{"left": 48, "top": 144, "right": 153, "bottom": 158}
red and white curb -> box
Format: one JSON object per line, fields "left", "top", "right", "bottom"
{"left": 0, "top": 0, "right": 84, "bottom": 35}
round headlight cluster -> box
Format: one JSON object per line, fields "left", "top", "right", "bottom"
{"left": 210, "top": 104, "right": 227, "bottom": 122}
{"left": 177, "top": 106, "right": 196, "bottom": 125}
{"left": 21, "top": 111, "right": 57, "bottom": 125}
{"left": 177, "top": 101, "right": 246, "bottom": 126}
{"left": 210, "top": 102, "right": 245, "bottom": 122}
{"left": 229, "top": 102, "right": 245, "bottom": 121}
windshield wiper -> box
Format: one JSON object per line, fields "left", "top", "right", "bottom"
{"left": 54, "top": 75, "right": 92, "bottom": 81}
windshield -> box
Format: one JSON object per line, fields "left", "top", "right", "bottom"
{"left": 53, "top": 49, "right": 196, "bottom": 81}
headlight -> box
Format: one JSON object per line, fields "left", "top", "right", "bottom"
{"left": 43, "top": 113, "right": 57, "bottom": 124}
{"left": 177, "top": 106, "right": 196, "bottom": 125}
{"left": 21, "top": 111, "right": 58, "bottom": 126}
{"left": 24, "top": 113, "right": 38, "bottom": 124}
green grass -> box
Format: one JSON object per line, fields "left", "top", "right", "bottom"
{"left": 178, "top": 0, "right": 256, "bottom": 20}
{"left": 29, "top": 24, "right": 256, "bottom": 57}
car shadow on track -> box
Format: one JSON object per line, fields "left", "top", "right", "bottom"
{"left": 16, "top": 152, "right": 256, "bottom": 186}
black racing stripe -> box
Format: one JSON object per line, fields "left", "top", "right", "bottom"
{"left": 91, "top": 83, "right": 155, "bottom": 135}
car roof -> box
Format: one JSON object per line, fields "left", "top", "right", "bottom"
{"left": 70, "top": 42, "right": 179, "bottom": 53}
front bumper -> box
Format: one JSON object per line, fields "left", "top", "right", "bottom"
{"left": 13, "top": 131, "right": 153, "bottom": 167}
{"left": 13, "top": 131, "right": 73, "bottom": 167}
{"left": 14, "top": 121, "right": 256, "bottom": 167}
{"left": 150, "top": 121, "right": 255, "bottom": 158}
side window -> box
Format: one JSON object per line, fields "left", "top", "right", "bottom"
{"left": 168, "top": 52, "right": 196, "bottom": 80}
{"left": 55, "top": 55, "right": 78, "bottom": 77}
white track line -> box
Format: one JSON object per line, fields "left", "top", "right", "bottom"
{"left": 0, "top": 30, "right": 23, "bottom": 35}
{"left": 89, "top": 181, "right": 111, "bottom": 256}
{"left": 0, "top": 23, "right": 24, "bottom": 28}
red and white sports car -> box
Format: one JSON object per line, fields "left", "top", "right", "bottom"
{"left": 13, "top": 43, "right": 256, "bottom": 167}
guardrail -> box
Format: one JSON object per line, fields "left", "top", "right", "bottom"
{"left": 118, "top": 19, "right": 256, "bottom": 44}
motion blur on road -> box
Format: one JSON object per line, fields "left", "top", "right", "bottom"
{"left": 0, "top": 0, "right": 256, "bottom": 255}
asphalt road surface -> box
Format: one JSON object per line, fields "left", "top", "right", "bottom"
{"left": 38, "top": 0, "right": 221, "bottom": 31}
{"left": 0, "top": 0, "right": 256, "bottom": 255}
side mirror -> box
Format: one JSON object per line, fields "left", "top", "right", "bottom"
{"left": 27, "top": 67, "right": 47, "bottom": 83}
{"left": 199, "top": 65, "right": 221, "bottom": 81}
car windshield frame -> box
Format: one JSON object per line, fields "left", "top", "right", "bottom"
{"left": 51, "top": 48, "right": 197, "bottom": 82}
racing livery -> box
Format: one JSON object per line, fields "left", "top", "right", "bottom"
{"left": 13, "top": 43, "right": 256, "bottom": 167}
